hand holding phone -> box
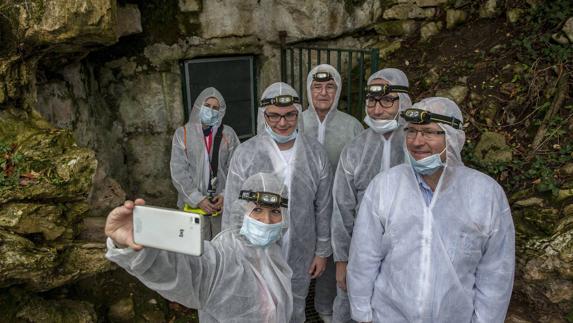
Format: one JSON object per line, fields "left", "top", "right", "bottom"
{"left": 105, "top": 199, "right": 146, "bottom": 251}
{"left": 133, "top": 205, "right": 204, "bottom": 256}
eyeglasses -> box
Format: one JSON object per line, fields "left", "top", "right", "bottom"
{"left": 264, "top": 111, "right": 299, "bottom": 123}
{"left": 311, "top": 83, "right": 337, "bottom": 93}
{"left": 404, "top": 127, "right": 445, "bottom": 140}
{"left": 366, "top": 95, "right": 399, "bottom": 108}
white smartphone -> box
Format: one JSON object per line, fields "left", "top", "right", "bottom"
{"left": 133, "top": 205, "right": 203, "bottom": 256}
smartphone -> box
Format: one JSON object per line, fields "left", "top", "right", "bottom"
{"left": 133, "top": 205, "right": 203, "bottom": 256}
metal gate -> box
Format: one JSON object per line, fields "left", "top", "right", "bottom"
{"left": 280, "top": 36, "right": 380, "bottom": 120}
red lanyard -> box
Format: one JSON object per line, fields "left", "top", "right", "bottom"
{"left": 204, "top": 131, "right": 214, "bottom": 155}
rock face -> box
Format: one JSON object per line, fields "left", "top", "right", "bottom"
{"left": 0, "top": 111, "right": 112, "bottom": 292}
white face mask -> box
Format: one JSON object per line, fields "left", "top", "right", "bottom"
{"left": 363, "top": 112, "right": 399, "bottom": 134}
{"left": 199, "top": 105, "right": 220, "bottom": 126}
{"left": 240, "top": 215, "right": 283, "bottom": 247}
{"left": 407, "top": 147, "right": 446, "bottom": 175}
{"left": 264, "top": 122, "right": 298, "bottom": 144}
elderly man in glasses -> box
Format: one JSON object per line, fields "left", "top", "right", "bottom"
{"left": 347, "top": 97, "right": 515, "bottom": 323}
{"left": 222, "top": 82, "right": 333, "bottom": 323}
{"left": 330, "top": 68, "right": 412, "bottom": 322}
{"left": 301, "top": 64, "right": 363, "bottom": 323}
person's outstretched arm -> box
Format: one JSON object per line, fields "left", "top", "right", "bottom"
{"left": 105, "top": 200, "right": 216, "bottom": 309}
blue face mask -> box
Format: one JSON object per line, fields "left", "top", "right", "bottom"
{"left": 240, "top": 215, "right": 283, "bottom": 247}
{"left": 199, "top": 105, "right": 220, "bottom": 126}
{"left": 407, "top": 149, "right": 445, "bottom": 175}
{"left": 264, "top": 122, "right": 298, "bottom": 144}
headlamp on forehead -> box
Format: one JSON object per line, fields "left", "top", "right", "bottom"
{"left": 313, "top": 72, "right": 334, "bottom": 82}
{"left": 401, "top": 108, "right": 463, "bottom": 130}
{"left": 365, "top": 84, "right": 409, "bottom": 97}
{"left": 260, "top": 95, "right": 301, "bottom": 107}
{"left": 239, "top": 190, "right": 288, "bottom": 208}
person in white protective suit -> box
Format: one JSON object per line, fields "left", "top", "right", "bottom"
{"left": 105, "top": 172, "right": 294, "bottom": 323}
{"left": 301, "top": 64, "right": 363, "bottom": 323}
{"left": 347, "top": 97, "right": 515, "bottom": 323}
{"left": 330, "top": 68, "right": 412, "bottom": 323}
{"left": 170, "top": 87, "right": 240, "bottom": 240}
{"left": 222, "top": 82, "right": 333, "bottom": 323}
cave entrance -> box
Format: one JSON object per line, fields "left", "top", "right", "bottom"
{"left": 181, "top": 56, "right": 257, "bottom": 140}
{"left": 280, "top": 37, "right": 380, "bottom": 120}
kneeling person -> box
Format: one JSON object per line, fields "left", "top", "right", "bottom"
{"left": 106, "top": 173, "right": 293, "bottom": 323}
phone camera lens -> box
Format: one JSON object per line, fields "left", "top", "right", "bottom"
{"left": 194, "top": 217, "right": 200, "bottom": 224}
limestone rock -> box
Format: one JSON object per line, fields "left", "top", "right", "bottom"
{"left": 514, "top": 197, "right": 545, "bottom": 208}
{"left": 420, "top": 21, "right": 442, "bottom": 41}
{"left": 78, "top": 217, "right": 107, "bottom": 242}
{"left": 473, "top": 131, "right": 513, "bottom": 166}
{"left": 17, "top": 297, "right": 97, "bottom": 323}
{"left": 561, "top": 163, "right": 573, "bottom": 176}
{"left": 423, "top": 67, "right": 440, "bottom": 86}
{"left": 1, "top": 288, "right": 97, "bottom": 323}
{"left": 374, "top": 20, "right": 418, "bottom": 37}
{"left": 507, "top": 8, "right": 524, "bottom": 24}
{"left": 0, "top": 203, "right": 68, "bottom": 240}
{"left": 446, "top": 9, "right": 467, "bottom": 29}
{"left": 0, "top": 229, "right": 58, "bottom": 289}
{"left": 199, "top": 0, "right": 382, "bottom": 41}
{"left": 383, "top": 4, "right": 436, "bottom": 20}
{"left": 109, "top": 297, "right": 135, "bottom": 322}
{"left": 24, "top": 0, "right": 118, "bottom": 48}
{"left": 564, "top": 204, "right": 573, "bottom": 217}
{"left": 563, "top": 17, "right": 573, "bottom": 43}
{"left": 435, "top": 85, "right": 468, "bottom": 104}
{"left": 36, "top": 81, "right": 75, "bottom": 129}
{"left": 179, "top": 0, "right": 202, "bottom": 12}
{"left": 415, "top": 0, "right": 448, "bottom": 7}
{"left": 376, "top": 41, "right": 402, "bottom": 60}
{"left": 0, "top": 111, "right": 97, "bottom": 204}
{"left": 557, "top": 189, "right": 573, "bottom": 202}
{"left": 479, "top": 100, "right": 498, "bottom": 126}
{"left": 27, "top": 243, "right": 114, "bottom": 291}
{"left": 88, "top": 165, "right": 126, "bottom": 217}
{"left": 552, "top": 32, "right": 570, "bottom": 45}
{"left": 126, "top": 134, "right": 178, "bottom": 206}
{"left": 117, "top": 72, "right": 183, "bottom": 134}
{"left": 116, "top": 4, "right": 142, "bottom": 38}
{"left": 479, "top": 0, "right": 499, "bottom": 18}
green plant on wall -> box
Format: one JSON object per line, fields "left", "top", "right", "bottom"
{"left": 0, "top": 141, "right": 23, "bottom": 189}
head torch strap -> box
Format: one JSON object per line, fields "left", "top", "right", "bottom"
{"left": 365, "top": 84, "right": 409, "bottom": 96}
{"left": 401, "top": 109, "right": 463, "bottom": 129}
{"left": 260, "top": 95, "right": 301, "bottom": 107}
{"left": 239, "top": 190, "right": 289, "bottom": 208}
